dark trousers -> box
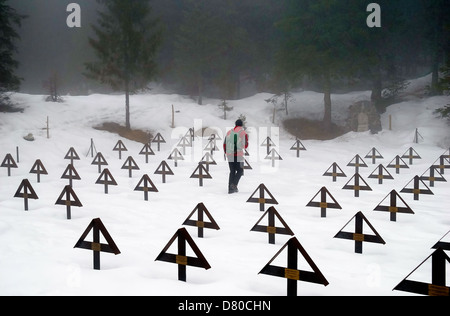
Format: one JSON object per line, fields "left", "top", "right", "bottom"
{"left": 228, "top": 161, "right": 244, "bottom": 189}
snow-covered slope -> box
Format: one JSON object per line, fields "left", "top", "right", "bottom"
{"left": 0, "top": 76, "right": 449, "bottom": 296}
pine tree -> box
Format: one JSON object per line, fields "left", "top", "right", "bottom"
{"left": 173, "top": 0, "right": 223, "bottom": 105}
{"left": 276, "top": 0, "right": 359, "bottom": 129}
{"left": 0, "top": 0, "right": 25, "bottom": 105}
{"left": 84, "top": 0, "right": 162, "bottom": 129}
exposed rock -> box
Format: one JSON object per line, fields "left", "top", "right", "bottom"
{"left": 347, "top": 100, "right": 382, "bottom": 134}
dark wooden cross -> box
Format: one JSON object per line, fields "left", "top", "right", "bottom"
{"left": 74, "top": 218, "right": 121, "bottom": 270}
{"left": 155, "top": 228, "right": 211, "bottom": 282}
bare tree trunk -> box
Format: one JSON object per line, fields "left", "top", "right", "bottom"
{"left": 323, "top": 72, "right": 332, "bottom": 130}
{"left": 197, "top": 74, "right": 203, "bottom": 105}
{"left": 125, "top": 79, "right": 131, "bottom": 130}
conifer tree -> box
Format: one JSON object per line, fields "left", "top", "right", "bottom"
{"left": 85, "top": 0, "right": 162, "bottom": 129}
{"left": 0, "top": 0, "right": 25, "bottom": 105}
{"left": 276, "top": 0, "right": 359, "bottom": 129}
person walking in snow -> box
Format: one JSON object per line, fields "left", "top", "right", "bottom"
{"left": 224, "top": 119, "right": 248, "bottom": 194}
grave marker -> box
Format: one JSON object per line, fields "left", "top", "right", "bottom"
{"left": 261, "top": 137, "right": 276, "bottom": 155}
{"left": 61, "top": 164, "right": 81, "bottom": 187}
{"left": 113, "top": 140, "right": 127, "bottom": 159}
{"left": 373, "top": 189, "right": 414, "bottom": 221}
{"left": 259, "top": 237, "right": 329, "bottom": 296}
{"left": 134, "top": 174, "right": 158, "bottom": 201}
{"left": 347, "top": 154, "right": 368, "bottom": 173}
{"left": 368, "top": 164, "right": 394, "bottom": 184}
{"left": 401, "top": 147, "right": 421, "bottom": 165}
{"left": 323, "top": 163, "right": 346, "bottom": 182}
{"left": 365, "top": 147, "right": 383, "bottom": 164}
{"left": 1, "top": 153, "right": 18, "bottom": 176}
{"left": 155, "top": 227, "right": 211, "bottom": 282}
{"left": 121, "top": 156, "right": 140, "bottom": 178}
{"left": 247, "top": 183, "right": 279, "bottom": 212}
{"left": 420, "top": 166, "right": 446, "bottom": 187}
{"left": 290, "top": 138, "right": 307, "bottom": 158}
{"left": 200, "top": 152, "right": 217, "bottom": 172}
{"left": 432, "top": 155, "right": 450, "bottom": 175}
{"left": 152, "top": 133, "right": 166, "bottom": 151}
{"left": 265, "top": 149, "right": 283, "bottom": 167}
{"left": 386, "top": 155, "right": 409, "bottom": 174}
{"left": 55, "top": 185, "right": 83, "bottom": 219}
{"left": 168, "top": 148, "right": 184, "bottom": 167}
{"left": 30, "top": 159, "right": 48, "bottom": 183}
{"left": 14, "top": 179, "right": 38, "bottom": 211}
{"left": 400, "top": 175, "right": 433, "bottom": 200}
{"left": 177, "top": 136, "right": 191, "bottom": 155}
{"left": 182, "top": 202, "right": 220, "bottom": 238}
{"left": 139, "top": 143, "right": 155, "bottom": 163}
{"left": 190, "top": 162, "right": 212, "bottom": 187}
{"left": 342, "top": 173, "right": 372, "bottom": 197}
{"left": 393, "top": 248, "right": 449, "bottom": 296}
{"left": 74, "top": 218, "right": 121, "bottom": 270}
{"left": 64, "top": 147, "right": 80, "bottom": 165}
{"left": 334, "top": 211, "right": 385, "bottom": 254}
{"left": 91, "top": 152, "right": 108, "bottom": 173}
{"left": 250, "top": 206, "right": 294, "bottom": 244}
{"left": 154, "top": 160, "right": 174, "bottom": 183}
{"left": 306, "top": 187, "right": 342, "bottom": 218}
{"left": 204, "top": 139, "right": 219, "bottom": 156}
{"left": 96, "top": 168, "right": 117, "bottom": 194}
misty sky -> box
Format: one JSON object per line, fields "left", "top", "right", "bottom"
{"left": 10, "top": 0, "right": 100, "bottom": 94}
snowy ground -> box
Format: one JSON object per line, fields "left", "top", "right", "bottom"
{"left": 0, "top": 76, "right": 449, "bottom": 296}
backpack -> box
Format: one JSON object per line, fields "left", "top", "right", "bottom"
{"left": 226, "top": 128, "right": 244, "bottom": 155}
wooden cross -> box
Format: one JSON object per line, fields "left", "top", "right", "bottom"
{"left": 134, "top": 174, "right": 158, "bottom": 201}
{"left": 190, "top": 162, "right": 212, "bottom": 187}
{"left": 139, "top": 143, "right": 155, "bottom": 163}
{"left": 259, "top": 237, "right": 329, "bottom": 296}
{"left": 368, "top": 164, "right": 394, "bottom": 184}
{"left": 182, "top": 202, "right": 220, "bottom": 238}
{"left": 154, "top": 160, "right": 174, "bottom": 183}
{"left": 290, "top": 138, "right": 306, "bottom": 158}
{"left": 121, "top": 156, "right": 140, "bottom": 178}
{"left": 247, "top": 183, "right": 278, "bottom": 212}
{"left": 323, "top": 163, "right": 346, "bottom": 182}
{"left": 364, "top": 147, "right": 383, "bottom": 164}
{"left": 30, "top": 159, "right": 48, "bottom": 183}
{"left": 74, "top": 218, "right": 121, "bottom": 270}
{"left": 1, "top": 153, "right": 18, "bottom": 176}
{"left": 373, "top": 189, "right": 414, "bottom": 222}
{"left": 342, "top": 173, "right": 372, "bottom": 197}
{"left": 334, "top": 211, "right": 385, "bottom": 254}
{"left": 113, "top": 140, "right": 127, "bottom": 159}
{"left": 152, "top": 133, "right": 166, "bottom": 151}
{"left": 250, "top": 206, "right": 294, "bottom": 244}
{"left": 386, "top": 155, "right": 409, "bottom": 174}
{"left": 55, "top": 185, "right": 83, "bottom": 219}
{"left": 306, "top": 186, "right": 342, "bottom": 218}
{"left": 96, "top": 168, "right": 118, "bottom": 194}
{"left": 91, "top": 152, "right": 108, "bottom": 173}
{"left": 14, "top": 179, "right": 39, "bottom": 211}
{"left": 400, "top": 175, "right": 433, "bottom": 200}
{"left": 155, "top": 228, "right": 211, "bottom": 282}
{"left": 61, "top": 164, "right": 81, "bottom": 187}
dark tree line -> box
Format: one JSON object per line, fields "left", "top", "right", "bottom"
{"left": 0, "top": 0, "right": 26, "bottom": 106}
{"left": 2, "top": 0, "right": 449, "bottom": 128}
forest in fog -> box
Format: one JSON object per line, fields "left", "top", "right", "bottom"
{"left": 6, "top": 0, "right": 450, "bottom": 106}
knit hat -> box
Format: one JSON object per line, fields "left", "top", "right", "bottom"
{"left": 235, "top": 119, "right": 243, "bottom": 127}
